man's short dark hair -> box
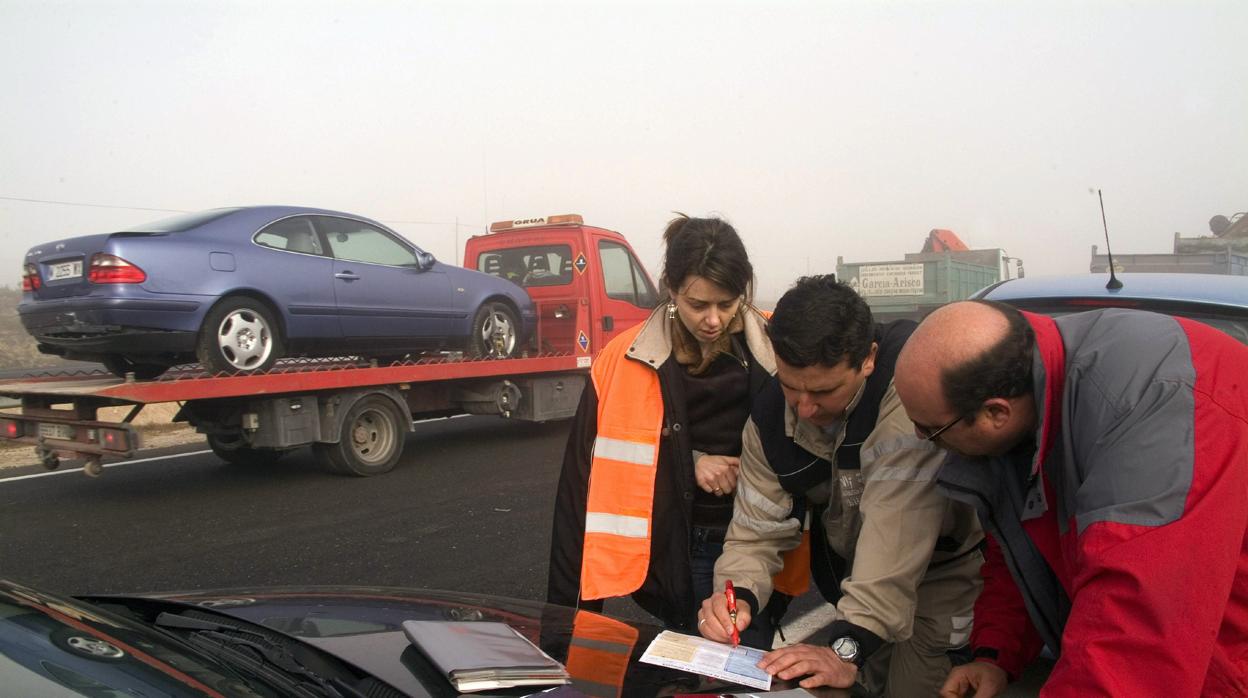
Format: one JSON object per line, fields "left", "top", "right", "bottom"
{"left": 942, "top": 300, "right": 1035, "bottom": 416}
{"left": 768, "top": 275, "right": 875, "bottom": 369}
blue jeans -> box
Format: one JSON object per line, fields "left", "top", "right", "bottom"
{"left": 690, "top": 526, "right": 725, "bottom": 607}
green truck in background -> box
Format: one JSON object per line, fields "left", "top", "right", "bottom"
{"left": 836, "top": 228, "right": 1010, "bottom": 323}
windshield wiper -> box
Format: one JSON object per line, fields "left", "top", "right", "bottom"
{"left": 155, "top": 611, "right": 367, "bottom": 698}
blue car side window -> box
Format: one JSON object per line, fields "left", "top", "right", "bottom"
{"left": 255, "top": 217, "right": 323, "bottom": 256}
{"left": 318, "top": 217, "right": 417, "bottom": 267}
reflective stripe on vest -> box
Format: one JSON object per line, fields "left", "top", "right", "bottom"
{"left": 581, "top": 323, "right": 664, "bottom": 600}
{"left": 565, "top": 611, "right": 638, "bottom": 698}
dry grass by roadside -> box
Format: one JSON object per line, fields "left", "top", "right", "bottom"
{"left": 0, "top": 403, "right": 206, "bottom": 470}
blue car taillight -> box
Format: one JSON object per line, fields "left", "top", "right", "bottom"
{"left": 88, "top": 254, "right": 147, "bottom": 284}
{"left": 21, "top": 263, "right": 40, "bottom": 291}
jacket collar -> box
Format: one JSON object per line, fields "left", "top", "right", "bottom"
{"left": 626, "top": 303, "right": 776, "bottom": 374}
{"left": 1022, "top": 311, "right": 1066, "bottom": 476}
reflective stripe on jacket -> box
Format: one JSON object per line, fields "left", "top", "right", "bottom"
{"left": 565, "top": 611, "right": 638, "bottom": 698}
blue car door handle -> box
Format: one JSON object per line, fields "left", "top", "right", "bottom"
{"left": 334, "top": 271, "right": 360, "bottom": 281}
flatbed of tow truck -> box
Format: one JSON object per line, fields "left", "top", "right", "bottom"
{"left": 0, "top": 353, "right": 589, "bottom": 403}
{"left": 0, "top": 351, "right": 592, "bottom": 477}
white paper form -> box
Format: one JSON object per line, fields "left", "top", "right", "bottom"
{"left": 639, "top": 630, "right": 773, "bottom": 691}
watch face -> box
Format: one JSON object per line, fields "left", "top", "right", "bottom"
{"left": 833, "top": 636, "right": 859, "bottom": 661}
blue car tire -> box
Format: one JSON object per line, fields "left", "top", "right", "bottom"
{"left": 469, "top": 301, "right": 519, "bottom": 360}
{"left": 196, "top": 296, "right": 284, "bottom": 374}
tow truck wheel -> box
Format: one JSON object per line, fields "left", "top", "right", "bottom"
{"left": 102, "top": 355, "right": 169, "bottom": 380}
{"left": 468, "top": 302, "right": 519, "bottom": 359}
{"left": 314, "top": 395, "right": 405, "bottom": 476}
{"left": 197, "top": 297, "right": 284, "bottom": 374}
{"left": 207, "top": 433, "right": 286, "bottom": 466}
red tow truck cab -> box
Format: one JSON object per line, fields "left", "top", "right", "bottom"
{"left": 464, "top": 214, "right": 658, "bottom": 357}
{"left": 0, "top": 215, "right": 660, "bottom": 478}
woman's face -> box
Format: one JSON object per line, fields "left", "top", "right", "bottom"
{"left": 673, "top": 275, "right": 742, "bottom": 345}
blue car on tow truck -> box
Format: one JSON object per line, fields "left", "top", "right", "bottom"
{"left": 19, "top": 206, "right": 536, "bottom": 378}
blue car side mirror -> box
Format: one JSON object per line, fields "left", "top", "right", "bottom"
{"left": 417, "top": 252, "right": 436, "bottom": 271}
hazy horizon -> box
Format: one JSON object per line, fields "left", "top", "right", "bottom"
{"left": 3, "top": 1, "right": 1245, "bottom": 301}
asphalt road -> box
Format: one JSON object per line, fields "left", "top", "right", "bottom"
{"left": 1, "top": 415, "right": 571, "bottom": 599}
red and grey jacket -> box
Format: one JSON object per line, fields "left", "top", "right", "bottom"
{"left": 937, "top": 308, "right": 1248, "bottom": 697}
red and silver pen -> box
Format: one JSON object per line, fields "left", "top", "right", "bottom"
{"left": 725, "top": 580, "right": 739, "bottom": 647}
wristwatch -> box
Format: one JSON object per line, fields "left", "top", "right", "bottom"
{"left": 832, "top": 636, "right": 861, "bottom": 666}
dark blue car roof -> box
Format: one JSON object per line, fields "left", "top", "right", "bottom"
{"left": 122, "top": 205, "right": 391, "bottom": 234}
{"left": 975, "top": 273, "right": 1248, "bottom": 312}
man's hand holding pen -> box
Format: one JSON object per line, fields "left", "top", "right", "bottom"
{"left": 696, "top": 582, "right": 751, "bottom": 645}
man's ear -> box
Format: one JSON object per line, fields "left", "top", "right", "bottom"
{"left": 859, "top": 342, "right": 879, "bottom": 378}
{"left": 981, "top": 397, "right": 1013, "bottom": 429}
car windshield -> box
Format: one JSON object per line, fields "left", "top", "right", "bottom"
{"left": 0, "top": 581, "right": 277, "bottom": 696}
{"left": 476, "top": 244, "right": 574, "bottom": 287}
{"left": 123, "top": 208, "right": 244, "bottom": 233}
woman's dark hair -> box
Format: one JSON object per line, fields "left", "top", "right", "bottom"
{"left": 660, "top": 214, "right": 753, "bottom": 301}
{"left": 942, "top": 300, "right": 1036, "bottom": 416}
{"left": 768, "top": 275, "right": 875, "bottom": 369}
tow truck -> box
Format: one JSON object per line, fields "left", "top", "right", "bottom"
{"left": 0, "top": 214, "right": 659, "bottom": 477}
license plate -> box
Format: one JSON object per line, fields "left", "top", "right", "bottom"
{"left": 48, "top": 260, "right": 83, "bottom": 281}
{"left": 38, "top": 423, "right": 74, "bottom": 441}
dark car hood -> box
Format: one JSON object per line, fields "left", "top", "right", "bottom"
{"left": 132, "top": 585, "right": 718, "bottom": 698}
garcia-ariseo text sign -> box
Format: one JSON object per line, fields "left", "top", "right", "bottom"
{"left": 854, "top": 264, "right": 925, "bottom": 297}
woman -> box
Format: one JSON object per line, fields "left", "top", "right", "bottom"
{"left": 546, "top": 214, "right": 777, "bottom": 633}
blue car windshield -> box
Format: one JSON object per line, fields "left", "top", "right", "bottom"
{"left": 125, "top": 208, "right": 244, "bottom": 233}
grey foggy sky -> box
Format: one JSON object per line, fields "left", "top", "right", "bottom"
{"left": 2, "top": 0, "right": 1245, "bottom": 302}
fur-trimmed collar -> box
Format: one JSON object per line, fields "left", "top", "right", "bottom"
{"left": 625, "top": 303, "right": 776, "bottom": 375}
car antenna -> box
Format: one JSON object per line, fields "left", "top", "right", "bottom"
{"left": 1097, "top": 188, "right": 1124, "bottom": 290}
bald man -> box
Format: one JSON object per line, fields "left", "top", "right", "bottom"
{"left": 895, "top": 300, "right": 1248, "bottom": 697}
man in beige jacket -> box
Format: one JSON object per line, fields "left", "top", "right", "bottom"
{"left": 697, "top": 276, "right": 983, "bottom": 697}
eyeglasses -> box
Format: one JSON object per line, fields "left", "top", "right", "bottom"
{"left": 914, "top": 414, "right": 964, "bottom": 442}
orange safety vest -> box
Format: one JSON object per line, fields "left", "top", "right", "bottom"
{"left": 581, "top": 322, "right": 811, "bottom": 602}
{"left": 581, "top": 323, "right": 663, "bottom": 600}
{"left": 564, "top": 611, "right": 638, "bottom": 698}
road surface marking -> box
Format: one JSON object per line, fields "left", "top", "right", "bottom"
{"left": 0, "top": 449, "right": 214, "bottom": 483}
{"left": 774, "top": 603, "right": 837, "bottom": 647}
{"left": 0, "top": 414, "right": 479, "bottom": 483}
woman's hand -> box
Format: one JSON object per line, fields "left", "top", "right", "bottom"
{"left": 695, "top": 454, "right": 740, "bottom": 496}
